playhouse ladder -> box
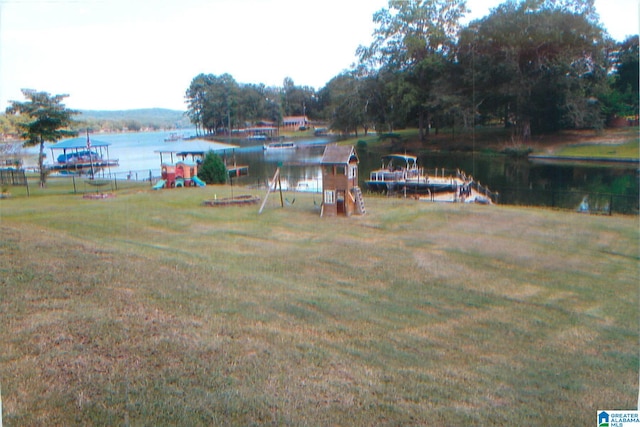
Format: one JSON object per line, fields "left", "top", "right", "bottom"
{"left": 353, "top": 186, "right": 366, "bottom": 215}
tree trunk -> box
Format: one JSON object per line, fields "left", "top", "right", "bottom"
{"left": 504, "top": 105, "right": 509, "bottom": 128}
{"left": 522, "top": 118, "right": 531, "bottom": 142}
{"left": 419, "top": 109, "right": 431, "bottom": 142}
{"left": 38, "top": 137, "right": 46, "bottom": 188}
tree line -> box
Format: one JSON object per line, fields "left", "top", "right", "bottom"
{"left": 185, "top": 0, "right": 638, "bottom": 141}
{"left": 184, "top": 74, "right": 317, "bottom": 136}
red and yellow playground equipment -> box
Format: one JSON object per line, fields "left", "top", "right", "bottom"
{"left": 155, "top": 161, "right": 206, "bottom": 189}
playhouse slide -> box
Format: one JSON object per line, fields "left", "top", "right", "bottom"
{"left": 191, "top": 176, "right": 206, "bottom": 187}
{"left": 152, "top": 179, "right": 166, "bottom": 190}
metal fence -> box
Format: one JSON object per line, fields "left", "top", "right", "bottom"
{"left": 497, "top": 188, "right": 639, "bottom": 215}
{"left": 0, "top": 168, "right": 28, "bottom": 186}
{"left": 44, "top": 169, "right": 158, "bottom": 195}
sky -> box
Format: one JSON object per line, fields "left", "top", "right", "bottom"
{"left": 1, "top": 0, "right": 638, "bottom": 111}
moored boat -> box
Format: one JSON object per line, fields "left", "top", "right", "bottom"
{"left": 263, "top": 141, "right": 297, "bottom": 151}
{"left": 294, "top": 178, "right": 321, "bottom": 193}
{"left": 164, "top": 132, "right": 183, "bottom": 142}
{"left": 366, "top": 154, "right": 426, "bottom": 192}
{"left": 366, "top": 153, "right": 471, "bottom": 196}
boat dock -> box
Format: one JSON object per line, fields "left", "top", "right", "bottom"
{"left": 366, "top": 154, "right": 498, "bottom": 204}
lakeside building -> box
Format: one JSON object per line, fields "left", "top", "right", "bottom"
{"left": 282, "top": 116, "right": 308, "bottom": 131}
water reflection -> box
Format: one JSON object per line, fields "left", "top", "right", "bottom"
{"left": 226, "top": 140, "right": 327, "bottom": 190}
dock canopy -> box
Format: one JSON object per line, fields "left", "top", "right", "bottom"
{"left": 47, "top": 136, "right": 118, "bottom": 175}
{"left": 48, "top": 137, "right": 111, "bottom": 149}
{"left": 155, "top": 139, "right": 239, "bottom": 164}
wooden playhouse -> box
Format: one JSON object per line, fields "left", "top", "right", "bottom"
{"left": 320, "top": 144, "right": 366, "bottom": 217}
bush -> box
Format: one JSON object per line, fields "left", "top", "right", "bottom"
{"left": 198, "top": 151, "right": 227, "bottom": 184}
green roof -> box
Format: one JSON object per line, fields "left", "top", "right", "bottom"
{"left": 48, "top": 137, "right": 110, "bottom": 149}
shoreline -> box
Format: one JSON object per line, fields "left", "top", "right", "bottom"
{"left": 528, "top": 154, "right": 640, "bottom": 164}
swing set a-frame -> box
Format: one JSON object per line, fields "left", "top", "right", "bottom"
{"left": 258, "top": 166, "right": 285, "bottom": 214}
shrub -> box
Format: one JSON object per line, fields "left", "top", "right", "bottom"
{"left": 198, "top": 151, "right": 227, "bottom": 184}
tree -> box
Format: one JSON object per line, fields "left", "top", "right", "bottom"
{"left": 185, "top": 74, "right": 239, "bottom": 135}
{"left": 236, "top": 83, "right": 282, "bottom": 126}
{"left": 353, "top": 67, "right": 404, "bottom": 133}
{"left": 6, "top": 89, "right": 78, "bottom": 187}
{"left": 185, "top": 73, "right": 213, "bottom": 136}
{"left": 198, "top": 151, "right": 227, "bottom": 184}
{"left": 320, "top": 73, "right": 366, "bottom": 135}
{"left": 281, "top": 77, "right": 319, "bottom": 118}
{"left": 200, "top": 74, "right": 239, "bottom": 135}
{"left": 604, "top": 35, "right": 639, "bottom": 120}
{"left": 0, "top": 113, "right": 18, "bottom": 137}
{"left": 357, "top": 0, "right": 468, "bottom": 141}
{"left": 458, "top": 0, "right": 607, "bottom": 138}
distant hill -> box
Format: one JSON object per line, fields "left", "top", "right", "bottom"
{"left": 78, "top": 108, "right": 191, "bottom": 130}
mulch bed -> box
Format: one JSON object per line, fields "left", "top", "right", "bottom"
{"left": 202, "top": 195, "right": 260, "bottom": 207}
{"left": 83, "top": 192, "right": 116, "bottom": 199}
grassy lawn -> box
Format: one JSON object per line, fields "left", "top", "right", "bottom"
{"left": 335, "top": 126, "right": 639, "bottom": 160}
{"left": 549, "top": 140, "right": 639, "bottom": 160}
{"left": 0, "top": 182, "right": 638, "bottom": 425}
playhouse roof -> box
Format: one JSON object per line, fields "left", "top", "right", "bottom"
{"left": 321, "top": 144, "right": 358, "bottom": 165}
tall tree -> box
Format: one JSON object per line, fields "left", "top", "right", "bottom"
{"left": 320, "top": 73, "right": 365, "bottom": 136}
{"left": 358, "top": 0, "right": 468, "bottom": 141}
{"left": 605, "top": 35, "right": 639, "bottom": 120}
{"left": 185, "top": 73, "right": 214, "bottom": 136}
{"left": 458, "top": 0, "right": 607, "bottom": 138}
{"left": 236, "top": 84, "right": 282, "bottom": 126}
{"left": 281, "top": 77, "right": 318, "bottom": 118}
{"left": 354, "top": 67, "right": 407, "bottom": 133}
{"left": 185, "top": 73, "right": 240, "bottom": 135}
{"left": 6, "top": 89, "right": 78, "bottom": 187}
{"left": 204, "top": 74, "right": 239, "bottom": 134}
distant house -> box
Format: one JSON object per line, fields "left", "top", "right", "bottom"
{"left": 320, "top": 144, "right": 365, "bottom": 217}
{"left": 245, "top": 126, "right": 278, "bottom": 139}
{"left": 282, "top": 116, "right": 308, "bottom": 130}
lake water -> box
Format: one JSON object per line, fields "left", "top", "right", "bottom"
{"left": 35, "top": 130, "right": 639, "bottom": 213}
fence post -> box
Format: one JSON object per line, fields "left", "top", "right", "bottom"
{"left": 609, "top": 194, "right": 613, "bottom": 216}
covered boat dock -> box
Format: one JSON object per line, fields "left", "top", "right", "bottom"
{"left": 47, "top": 136, "right": 118, "bottom": 175}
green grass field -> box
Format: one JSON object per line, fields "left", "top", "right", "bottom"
{"left": 551, "top": 140, "right": 639, "bottom": 159}
{"left": 1, "top": 181, "right": 638, "bottom": 425}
